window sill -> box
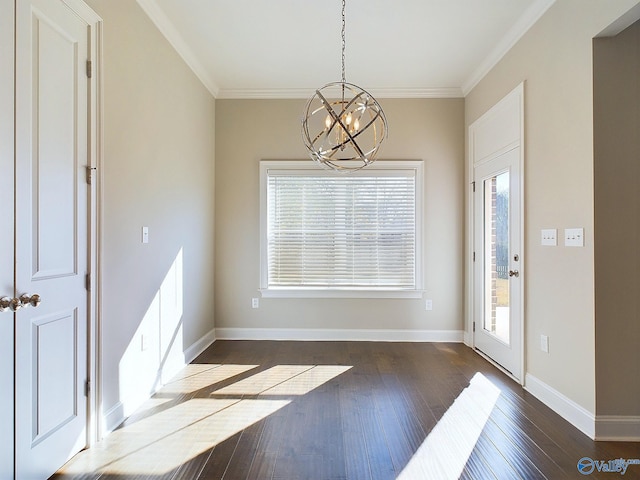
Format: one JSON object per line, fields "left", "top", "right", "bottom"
{"left": 259, "top": 288, "right": 424, "bottom": 299}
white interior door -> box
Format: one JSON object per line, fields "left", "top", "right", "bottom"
{"left": 0, "top": 0, "right": 16, "bottom": 478}
{"left": 469, "top": 83, "right": 524, "bottom": 382}
{"left": 474, "top": 148, "right": 522, "bottom": 377}
{"left": 14, "top": 0, "right": 90, "bottom": 477}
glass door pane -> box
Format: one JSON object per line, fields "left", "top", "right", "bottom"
{"left": 483, "top": 171, "right": 509, "bottom": 344}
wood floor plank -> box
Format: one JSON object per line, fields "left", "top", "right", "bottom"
{"left": 196, "top": 431, "right": 243, "bottom": 480}
{"left": 54, "top": 340, "right": 640, "bottom": 480}
{"left": 460, "top": 448, "right": 499, "bottom": 480}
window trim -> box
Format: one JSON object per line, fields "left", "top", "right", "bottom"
{"left": 259, "top": 160, "right": 424, "bottom": 299}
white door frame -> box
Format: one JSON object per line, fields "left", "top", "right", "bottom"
{"left": 59, "top": 0, "right": 104, "bottom": 447}
{"left": 466, "top": 83, "right": 525, "bottom": 383}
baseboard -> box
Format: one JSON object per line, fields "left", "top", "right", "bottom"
{"left": 101, "top": 327, "right": 217, "bottom": 436}
{"left": 103, "top": 400, "right": 125, "bottom": 434}
{"left": 184, "top": 327, "right": 217, "bottom": 363}
{"left": 595, "top": 416, "right": 640, "bottom": 441}
{"left": 525, "top": 373, "right": 596, "bottom": 439}
{"left": 215, "top": 327, "right": 464, "bottom": 343}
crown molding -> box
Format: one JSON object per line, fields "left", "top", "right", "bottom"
{"left": 136, "top": 0, "right": 219, "bottom": 98}
{"left": 461, "top": 0, "right": 556, "bottom": 95}
{"left": 217, "top": 86, "right": 464, "bottom": 100}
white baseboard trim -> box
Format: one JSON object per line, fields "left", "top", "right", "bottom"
{"left": 595, "top": 415, "right": 640, "bottom": 441}
{"left": 524, "top": 373, "right": 596, "bottom": 439}
{"left": 101, "top": 327, "right": 217, "bottom": 436}
{"left": 214, "top": 327, "right": 464, "bottom": 343}
{"left": 103, "top": 400, "right": 125, "bottom": 434}
{"left": 184, "top": 327, "right": 217, "bottom": 363}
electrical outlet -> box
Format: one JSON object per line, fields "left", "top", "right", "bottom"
{"left": 251, "top": 298, "right": 259, "bottom": 309}
{"left": 425, "top": 299, "right": 433, "bottom": 311}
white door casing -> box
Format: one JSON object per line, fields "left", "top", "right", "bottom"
{"left": 469, "top": 83, "right": 525, "bottom": 382}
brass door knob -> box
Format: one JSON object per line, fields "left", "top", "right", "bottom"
{"left": 0, "top": 297, "right": 11, "bottom": 312}
{"left": 19, "top": 293, "right": 41, "bottom": 308}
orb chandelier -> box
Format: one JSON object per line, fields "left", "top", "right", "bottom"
{"left": 302, "top": 0, "right": 387, "bottom": 172}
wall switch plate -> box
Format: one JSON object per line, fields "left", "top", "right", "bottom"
{"left": 251, "top": 298, "right": 259, "bottom": 309}
{"left": 564, "top": 228, "right": 584, "bottom": 247}
{"left": 541, "top": 229, "right": 557, "bottom": 246}
{"left": 425, "top": 299, "right": 433, "bottom": 311}
{"left": 540, "top": 334, "right": 549, "bottom": 353}
{"left": 142, "top": 226, "right": 149, "bottom": 244}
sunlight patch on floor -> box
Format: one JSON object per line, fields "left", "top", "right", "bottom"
{"left": 397, "top": 372, "right": 501, "bottom": 480}
{"left": 59, "top": 364, "right": 351, "bottom": 476}
{"left": 211, "top": 365, "right": 352, "bottom": 397}
{"left": 161, "top": 363, "right": 259, "bottom": 395}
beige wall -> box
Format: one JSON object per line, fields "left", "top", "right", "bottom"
{"left": 465, "top": 0, "right": 639, "bottom": 414}
{"left": 85, "top": 0, "right": 216, "bottom": 428}
{"left": 215, "top": 99, "right": 464, "bottom": 335}
{"left": 594, "top": 19, "right": 640, "bottom": 417}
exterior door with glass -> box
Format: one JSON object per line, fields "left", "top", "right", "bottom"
{"left": 473, "top": 147, "right": 522, "bottom": 378}
{"left": 469, "top": 83, "right": 524, "bottom": 381}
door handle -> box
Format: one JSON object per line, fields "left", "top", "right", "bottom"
{"left": 0, "top": 297, "right": 11, "bottom": 312}
{"left": 0, "top": 294, "right": 42, "bottom": 312}
{"left": 509, "top": 270, "right": 520, "bottom": 278}
{"left": 19, "top": 293, "right": 41, "bottom": 308}
{"left": 0, "top": 296, "right": 23, "bottom": 312}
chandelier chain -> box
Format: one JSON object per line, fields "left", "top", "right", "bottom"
{"left": 341, "top": 0, "right": 346, "bottom": 83}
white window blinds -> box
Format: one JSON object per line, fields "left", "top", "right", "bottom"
{"left": 266, "top": 168, "right": 417, "bottom": 290}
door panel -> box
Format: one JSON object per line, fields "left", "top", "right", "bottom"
{"left": 0, "top": 0, "right": 15, "bottom": 477}
{"left": 31, "top": 11, "right": 79, "bottom": 279}
{"left": 15, "top": 0, "right": 89, "bottom": 477}
{"left": 32, "top": 311, "right": 78, "bottom": 442}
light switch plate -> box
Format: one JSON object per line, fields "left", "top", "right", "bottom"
{"left": 142, "top": 226, "right": 149, "bottom": 244}
{"left": 541, "top": 229, "right": 557, "bottom": 246}
{"left": 540, "top": 334, "right": 549, "bottom": 353}
{"left": 564, "top": 228, "right": 584, "bottom": 247}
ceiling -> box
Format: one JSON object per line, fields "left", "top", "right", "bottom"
{"left": 137, "top": 0, "right": 556, "bottom": 99}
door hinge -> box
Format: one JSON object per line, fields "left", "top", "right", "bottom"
{"left": 86, "top": 166, "right": 96, "bottom": 185}
{"left": 472, "top": 181, "right": 476, "bottom": 192}
{"left": 86, "top": 60, "right": 92, "bottom": 78}
{"left": 473, "top": 321, "right": 476, "bottom": 332}
{"left": 473, "top": 251, "right": 476, "bottom": 262}
{"left": 84, "top": 379, "right": 91, "bottom": 397}
{"left": 85, "top": 273, "right": 91, "bottom": 291}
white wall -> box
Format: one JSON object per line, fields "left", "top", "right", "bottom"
{"left": 215, "top": 98, "right": 464, "bottom": 339}
{"left": 85, "top": 0, "right": 216, "bottom": 430}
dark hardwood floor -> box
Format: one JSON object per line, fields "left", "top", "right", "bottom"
{"left": 54, "top": 341, "right": 640, "bottom": 479}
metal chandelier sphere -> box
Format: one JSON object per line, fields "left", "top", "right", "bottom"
{"left": 302, "top": 82, "right": 387, "bottom": 172}
{"left": 301, "top": 0, "right": 387, "bottom": 172}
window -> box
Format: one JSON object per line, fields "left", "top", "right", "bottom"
{"left": 260, "top": 160, "right": 423, "bottom": 298}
